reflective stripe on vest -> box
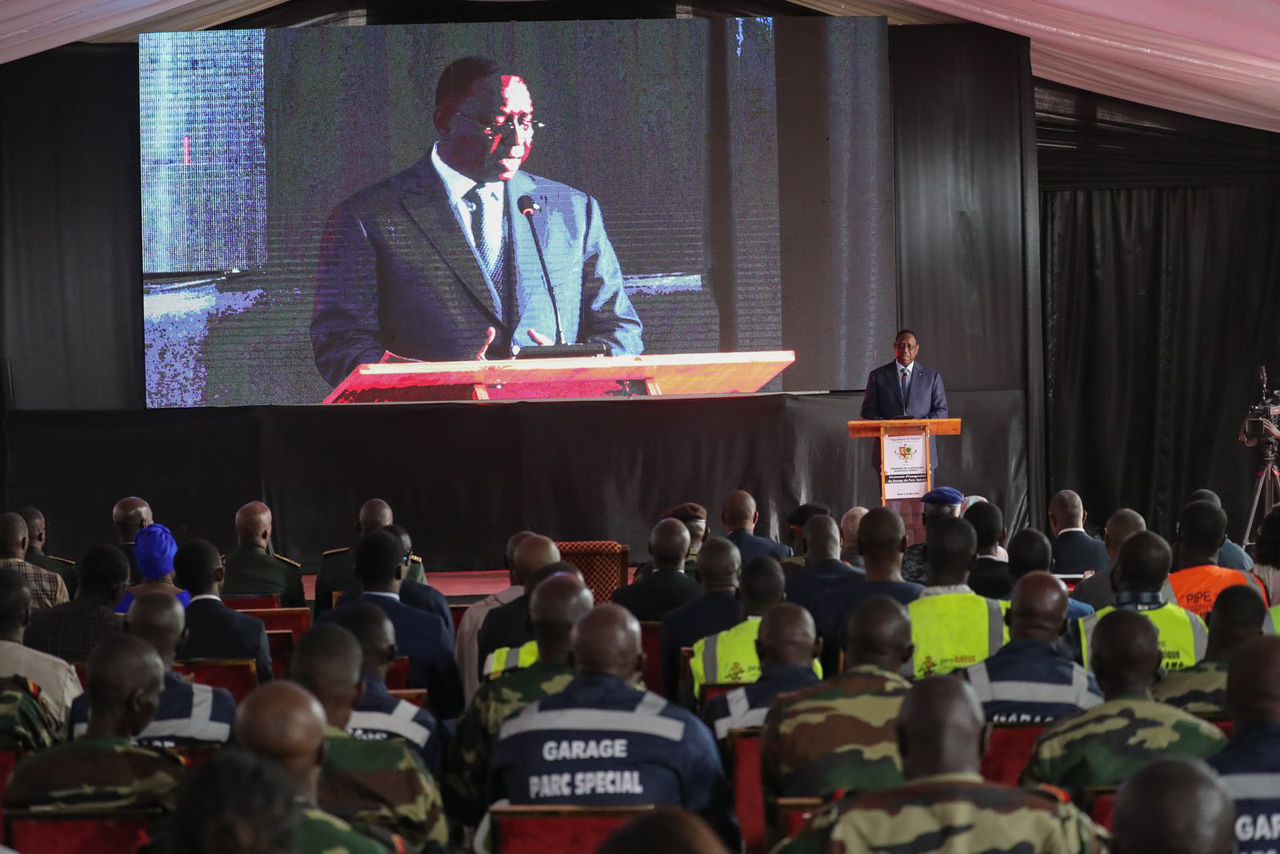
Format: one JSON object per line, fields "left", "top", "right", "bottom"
{"left": 1221, "top": 773, "right": 1280, "bottom": 801}
{"left": 1263, "top": 605, "right": 1280, "bottom": 636}
{"left": 1080, "top": 604, "right": 1207, "bottom": 671}
{"left": 966, "top": 659, "right": 1093, "bottom": 707}
{"left": 908, "top": 595, "right": 1008, "bottom": 680}
{"left": 483, "top": 640, "right": 539, "bottom": 678}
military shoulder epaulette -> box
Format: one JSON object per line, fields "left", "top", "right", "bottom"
{"left": 410, "top": 554, "right": 423, "bottom": 564}
{"left": 45, "top": 555, "right": 75, "bottom": 567}
{"left": 322, "top": 547, "right": 350, "bottom": 557}
{"left": 274, "top": 554, "right": 303, "bottom": 568}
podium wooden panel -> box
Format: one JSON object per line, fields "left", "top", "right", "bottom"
{"left": 848, "top": 418, "right": 963, "bottom": 509}
{"left": 323, "top": 350, "right": 795, "bottom": 404}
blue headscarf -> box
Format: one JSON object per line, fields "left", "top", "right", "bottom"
{"left": 135, "top": 523, "right": 178, "bottom": 581}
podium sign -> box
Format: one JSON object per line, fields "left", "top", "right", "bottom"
{"left": 883, "top": 432, "right": 929, "bottom": 499}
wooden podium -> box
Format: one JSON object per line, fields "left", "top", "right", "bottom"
{"left": 848, "top": 418, "right": 963, "bottom": 505}
{"left": 323, "top": 351, "right": 795, "bottom": 404}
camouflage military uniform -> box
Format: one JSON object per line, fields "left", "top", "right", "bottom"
{"left": 319, "top": 726, "right": 448, "bottom": 853}
{"left": 297, "top": 802, "right": 390, "bottom": 853}
{"left": 444, "top": 658, "right": 574, "bottom": 826}
{"left": 1024, "top": 695, "right": 1227, "bottom": 801}
{"left": 3, "top": 736, "right": 185, "bottom": 811}
{"left": 780, "top": 772, "right": 1108, "bottom": 853}
{"left": 0, "top": 676, "right": 60, "bottom": 754}
{"left": 761, "top": 664, "right": 910, "bottom": 801}
{"left": 1152, "top": 659, "right": 1229, "bottom": 717}
{"left": 901, "top": 543, "right": 927, "bottom": 585}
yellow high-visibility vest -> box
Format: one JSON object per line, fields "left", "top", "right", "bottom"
{"left": 907, "top": 594, "right": 1010, "bottom": 679}
{"left": 1078, "top": 603, "right": 1206, "bottom": 671}
{"left": 690, "top": 617, "right": 822, "bottom": 699}
{"left": 483, "top": 640, "right": 538, "bottom": 679}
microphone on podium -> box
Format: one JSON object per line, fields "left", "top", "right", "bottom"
{"left": 517, "top": 194, "right": 566, "bottom": 346}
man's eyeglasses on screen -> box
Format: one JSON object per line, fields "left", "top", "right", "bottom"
{"left": 455, "top": 112, "right": 545, "bottom": 138}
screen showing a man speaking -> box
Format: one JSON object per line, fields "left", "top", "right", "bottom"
{"left": 140, "top": 18, "right": 892, "bottom": 407}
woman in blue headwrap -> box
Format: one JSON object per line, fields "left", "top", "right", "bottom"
{"left": 115, "top": 523, "right": 191, "bottom": 614}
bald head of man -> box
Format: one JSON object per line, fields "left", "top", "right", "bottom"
{"left": 236, "top": 681, "right": 328, "bottom": 799}
{"left": 357, "top": 498, "right": 393, "bottom": 536}
{"left": 649, "top": 518, "right": 692, "bottom": 571}
{"left": 1112, "top": 757, "right": 1234, "bottom": 854}
{"left": 511, "top": 534, "right": 561, "bottom": 587}
{"left": 112, "top": 497, "right": 153, "bottom": 541}
{"left": 695, "top": 537, "right": 741, "bottom": 592}
{"left": 1008, "top": 572, "right": 1070, "bottom": 642}
{"left": 0, "top": 513, "right": 27, "bottom": 560}
{"left": 897, "top": 676, "right": 986, "bottom": 779}
{"left": 530, "top": 573, "right": 594, "bottom": 662}
{"left": 756, "top": 603, "right": 820, "bottom": 670}
{"left": 570, "top": 604, "right": 643, "bottom": 683}
{"left": 722, "top": 490, "right": 758, "bottom": 532}
{"left": 1091, "top": 609, "right": 1162, "bottom": 699}
{"left": 290, "top": 624, "right": 364, "bottom": 729}
{"left": 85, "top": 633, "right": 166, "bottom": 739}
{"left": 857, "top": 507, "right": 907, "bottom": 581}
{"left": 126, "top": 592, "right": 187, "bottom": 669}
{"left": 1205, "top": 585, "right": 1266, "bottom": 662}
{"left": 337, "top": 601, "right": 397, "bottom": 681}
{"left": 844, "top": 597, "right": 913, "bottom": 672}
{"left": 1047, "top": 489, "right": 1086, "bottom": 535}
{"left": 1227, "top": 635, "right": 1280, "bottom": 727}
{"left": 740, "top": 556, "right": 785, "bottom": 615}
{"left": 17, "top": 507, "right": 44, "bottom": 554}
{"left": 504, "top": 530, "right": 536, "bottom": 577}
{"left": 234, "top": 501, "right": 272, "bottom": 548}
{"left": 839, "top": 507, "right": 869, "bottom": 552}
{"left": 803, "top": 515, "right": 841, "bottom": 564}
{"left": 1177, "top": 500, "right": 1229, "bottom": 566}
{"left": 923, "top": 516, "right": 976, "bottom": 586}
{"left": 1114, "top": 531, "right": 1173, "bottom": 593}
{"left": 1104, "top": 509, "right": 1146, "bottom": 563}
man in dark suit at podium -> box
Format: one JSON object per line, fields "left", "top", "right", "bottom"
{"left": 310, "top": 56, "right": 644, "bottom": 386}
{"left": 860, "top": 329, "right": 950, "bottom": 467}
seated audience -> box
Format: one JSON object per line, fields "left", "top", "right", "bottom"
{"left": 688, "top": 556, "right": 789, "bottom": 703}
{"left": 663, "top": 501, "right": 709, "bottom": 573}
{"left": 781, "top": 503, "right": 832, "bottom": 570}
{"left": 762, "top": 597, "right": 912, "bottom": 800}
{"left": 169, "top": 749, "right": 302, "bottom": 854}
{"left": 701, "top": 603, "right": 821, "bottom": 742}
{"left": 784, "top": 515, "right": 863, "bottom": 617}
{"left": 317, "top": 498, "right": 395, "bottom": 616}
{"left": 960, "top": 572, "right": 1101, "bottom": 723}
{"left": 221, "top": 501, "right": 305, "bottom": 607}
{"left": 781, "top": 677, "right": 1106, "bottom": 852}
{"left": 0, "top": 568, "right": 80, "bottom": 724}
{"left": 0, "top": 674, "right": 60, "bottom": 754}
{"left": 115, "top": 523, "right": 189, "bottom": 614}
{"left": 1170, "top": 499, "right": 1268, "bottom": 619}
{"left": 236, "top": 681, "right": 387, "bottom": 853}
{"left": 19, "top": 506, "right": 77, "bottom": 599}
{"left": 1156, "top": 584, "right": 1265, "bottom": 715}
{"left": 1047, "top": 489, "right": 1110, "bottom": 576}
{"left": 0, "top": 512, "right": 68, "bottom": 610}
{"left": 838, "top": 506, "right": 868, "bottom": 567}
{"left": 599, "top": 808, "right": 728, "bottom": 854}
{"left": 964, "top": 501, "right": 1011, "bottom": 598}
{"left": 489, "top": 604, "right": 737, "bottom": 847}
{"left": 1250, "top": 507, "right": 1280, "bottom": 604}
{"left": 660, "top": 537, "right": 742, "bottom": 700}
{"left": 723, "top": 490, "right": 791, "bottom": 565}
{"left": 480, "top": 562, "right": 584, "bottom": 680}
{"left": 446, "top": 573, "right": 593, "bottom": 827}
{"left": 291, "top": 623, "right": 448, "bottom": 851}
{"left": 338, "top": 602, "right": 442, "bottom": 777}
{"left": 1186, "top": 488, "right": 1254, "bottom": 572}
{"left": 112, "top": 496, "right": 153, "bottom": 584}
{"left": 1026, "top": 609, "right": 1226, "bottom": 801}
{"left": 382, "top": 523, "right": 453, "bottom": 633}
{"left": 613, "top": 518, "right": 701, "bottom": 621}
{"left": 173, "top": 539, "right": 273, "bottom": 683}
{"left": 475, "top": 534, "right": 560, "bottom": 668}
{"left": 456, "top": 531, "right": 534, "bottom": 702}
{"left": 70, "top": 593, "right": 234, "bottom": 748}
{"left": 24, "top": 543, "right": 127, "bottom": 664}
{"left": 1068, "top": 507, "right": 1148, "bottom": 611}
{"left": 900, "top": 487, "right": 964, "bottom": 585}
{"left": 320, "top": 530, "right": 462, "bottom": 720}
{"left": 4, "top": 633, "right": 184, "bottom": 811}
{"left": 1112, "top": 757, "right": 1235, "bottom": 854}
{"left": 1006, "top": 528, "right": 1094, "bottom": 621}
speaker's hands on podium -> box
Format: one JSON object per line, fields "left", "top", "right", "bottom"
{"left": 475, "top": 326, "right": 553, "bottom": 360}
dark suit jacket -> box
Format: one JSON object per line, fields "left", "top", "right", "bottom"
{"left": 332, "top": 577, "right": 454, "bottom": 636}
{"left": 860, "top": 360, "right": 949, "bottom": 465}
{"left": 320, "top": 593, "right": 463, "bottom": 720}
{"left": 310, "top": 158, "right": 644, "bottom": 386}
{"left": 968, "top": 556, "right": 1014, "bottom": 599}
{"left": 180, "top": 597, "right": 273, "bottom": 683}
{"left": 726, "top": 529, "right": 793, "bottom": 567}
{"left": 659, "top": 591, "right": 742, "bottom": 700}
{"left": 784, "top": 559, "right": 865, "bottom": 619}
{"left": 1051, "top": 530, "right": 1111, "bottom": 576}
{"left": 612, "top": 569, "right": 703, "bottom": 623}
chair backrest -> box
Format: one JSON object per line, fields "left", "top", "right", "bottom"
{"left": 730, "top": 727, "right": 766, "bottom": 854}
{"left": 173, "top": 659, "right": 259, "bottom": 703}
{"left": 555, "top": 541, "right": 629, "bottom": 605}
{"left": 980, "top": 725, "right": 1046, "bottom": 786}
{"left": 702, "top": 682, "right": 735, "bottom": 707}
{"left": 1086, "top": 788, "right": 1118, "bottom": 830}
{"left": 389, "top": 688, "right": 428, "bottom": 708}
{"left": 6, "top": 809, "right": 163, "bottom": 854}
{"left": 331, "top": 590, "right": 345, "bottom": 608}
{"left": 386, "top": 657, "right": 411, "bottom": 690}
{"left": 238, "top": 608, "right": 311, "bottom": 643}
{"left": 223, "top": 594, "right": 281, "bottom": 611}
{"left": 450, "top": 604, "right": 468, "bottom": 639}
{"left": 266, "top": 630, "right": 294, "bottom": 681}
{"left": 490, "top": 804, "right": 652, "bottom": 854}
{"left": 639, "top": 622, "right": 664, "bottom": 697}
{"left": 777, "top": 797, "right": 824, "bottom": 840}
{"left": 1212, "top": 718, "right": 1234, "bottom": 739}
{"left": 0, "top": 749, "right": 19, "bottom": 832}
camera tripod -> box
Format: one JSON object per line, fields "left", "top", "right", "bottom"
{"left": 1245, "top": 437, "right": 1280, "bottom": 547}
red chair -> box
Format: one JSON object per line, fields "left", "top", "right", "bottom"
{"left": 172, "top": 743, "right": 221, "bottom": 769}
{"left": 777, "top": 797, "right": 824, "bottom": 839}
{"left": 639, "top": 622, "right": 665, "bottom": 696}
{"left": 702, "top": 682, "right": 736, "bottom": 707}
{"left": 239, "top": 608, "right": 311, "bottom": 644}
{"left": 1086, "top": 788, "right": 1118, "bottom": 830}
{"left": 266, "top": 630, "right": 294, "bottom": 680}
{"left": 0, "top": 749, "right": 18, "bottom": 831}
{"left": 223, "top": 594, "right": 280, "bottom": 610}
{"left": 386, "top": 657, "right": 411, "bottom": 690}
{"left": 6, "top": 809, "right": 162, "bottom": 853}
{"left": 489, "top": 804, "right": 652, "bottom": 853}
{"left": 980, "top": 725, "right": 1045, "bottom": 786}
{"left": 1213, "top": 719, "right": 1235, "bottom": 739}
{"left": 556, "top": 541, "right": 629, "bottom": 606}
{"left": 450, "top": 604, "right": 468, "bottom": 638}
{"left": 730, "top": 727, "right": 767, "bottom": 854}
{"left": 174, "top": 659, "right": 259, "bottom": 703}
{"left": 389, "top": 689, "right": 428, "bottom": 708}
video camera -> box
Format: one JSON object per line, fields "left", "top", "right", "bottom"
{"left": 1245, "top": 365, "right": 1280, "bottom": 442}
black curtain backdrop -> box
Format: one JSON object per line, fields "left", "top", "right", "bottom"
{"left": 1039, "top": 80, "right": 1280, "bottom": 538}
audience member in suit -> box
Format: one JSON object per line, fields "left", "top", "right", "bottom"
{"left": 19, "top": 506, "right": 78, "bottom": 600}
{"left": 320, "top": 530, "right": 463, "bottom": 720}
{"left": 1048, "top": 490, "right": 1111, "bottom": 577}
{"left": 476, "top": 535, "right": 561, "bottom": 668}
{"left": 221, "top": 502, "right": 306, "bottom": 608}
{"left": 839, "top": 506, "right": 869, "bottom": 568}
{"left": 783, "top": 503, "right": 833, "bottom": 571}
{"left": 25, "top": 544, "right": 127, "bottom": 664}
{"left": 173, "top": 539, "right": 273, "bottom": 684}
{"left": 613, "top": 519, "right": 701, "bottom": 622}
{"left": 457, "top": 531, "right": 534, "bottom": 703}
{"left": 965, "top": 501, "right": 1012, "bottom": 599}
{"left": 316, "top": 498, "right": 394, "bottom": 617}
{"left": 1071, "top": 509, "right": 1148, "bottom": 610}
{"left": 1007, "top": 529, "right": 1095, "bottom": 623}
{"left": 0, "top": 568, "right": 81, "bottom": 725}
{"left": 659, "top": 537, "right": 743, "bottom": 699}
{"left": 1187, "top": 489, "right": 1254, "bottom": 572}
{"left": 859, "top": 329, "right": 950, "bottom": 466}
{"left": 722, "top": 490, "right": 792, "bottom": 566}
{"left": 785, "top": 515, "right": 863, "bottom": 617}
{"left": 376, "top": 524, "right": 453, "bottom": 635}
{"left": 112, "top": 495, "right": 153, "bottom": 585}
